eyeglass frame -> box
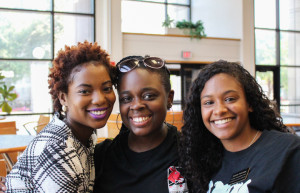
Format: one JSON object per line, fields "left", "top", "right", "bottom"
{"left": 116, "top": 56, "right": 170, "bottom": 75}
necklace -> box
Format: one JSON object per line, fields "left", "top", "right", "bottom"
{"left": 248, "top": 130, "right": 259, "bottom": 147}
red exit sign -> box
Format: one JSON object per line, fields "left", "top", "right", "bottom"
{"left": 182, "top": 51, "right": 192, "bottom": 59}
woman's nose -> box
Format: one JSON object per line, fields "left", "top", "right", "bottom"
{"left": 130, "top": 98, "right": 145, "bottom": 111}
{"left": 213, "top": 102, "right": 227, "bottom": 115}
{"left": 92, "top": 91, "right": 105, "bottom": 105}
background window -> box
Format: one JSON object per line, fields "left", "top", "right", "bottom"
{"left": 121, "top": 0, "right": 191, "bottom": 34}
{"left": 254, "top": 0, "right": 300, "bottom": 122}
{"left": 0, "top": 0, "right": 95, "bottom": 115}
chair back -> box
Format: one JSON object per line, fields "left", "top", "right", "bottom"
{"left": 0, "top": 121, "right": 17, "bottom": 134}
{"left": 23, "top": 115, "right": 50, "bottom": 135}
{"left": 166, "top": 111, "right": 183, "bottom": 131}
{"left": 0, "top": 121, "right": 18, "bottom": 163}
{"left": 36, "top": 115, "right": 50, "bottom": 133}
{"left": 285, "top": 123, "right": 300, "bottom": 136}
{"left": 0, "top": 159, "right": 7, "bottom": 176}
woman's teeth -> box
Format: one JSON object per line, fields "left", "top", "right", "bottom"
{"left": 214, "top": 118, "right": 232, "bottom": 125}
{"left": 133, "top": 116, "right": 150, "bottom": 123}
{"left": 90, "top": 110, "right": 105, "bottom": 115}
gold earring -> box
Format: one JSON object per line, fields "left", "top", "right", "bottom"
{"left": 62, "top": 105, "right": 67, "bottom": 112}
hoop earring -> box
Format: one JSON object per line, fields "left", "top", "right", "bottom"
{"left": 170, "top": 107, "right": 174, "bottom": 126}
{"left": 116, "top": 113, "right": 121, "bottom": 131}
{"left": 167, "top": 102, "right": 172, "bottom": 109}
{"left": 164, "top": 106, "right": 174, "bottom": 126}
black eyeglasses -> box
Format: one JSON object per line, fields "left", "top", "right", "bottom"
{"left": 117, "top": 57, "right": 169, "bottom": 74}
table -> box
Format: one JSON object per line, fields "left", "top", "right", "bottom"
{"left": 0, "top": 135, "right": 35, "bottom": 171}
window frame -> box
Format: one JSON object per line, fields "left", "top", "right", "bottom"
{"left": 0, "top": 1, "right": 96, "bottom": 116}
{"left": 254, "top": 0, "right": 300, "bottom": 114}
{"left": 122, "top": 0, "right": 191, "bottom": 32}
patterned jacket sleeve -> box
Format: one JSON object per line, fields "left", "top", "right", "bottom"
{"left": 5, "top": 139, "right": 82, "bottom": 192}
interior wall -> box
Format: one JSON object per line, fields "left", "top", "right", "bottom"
{"left": 95, "top": 0, "right": 110, "bottom": 51}
{"left": 242, "top": 0, "right": 255, "bottom": 76}
{"left": 123, "top": 34, "right": 241, "bottom": 62}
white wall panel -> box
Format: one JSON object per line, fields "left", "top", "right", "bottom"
{"left": 123, "top": 34, "right": 241, "bottom": 63}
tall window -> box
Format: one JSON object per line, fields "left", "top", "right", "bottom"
{"left": 255, "top": 0, "right": 300, "bottom": 121}
{"left": 122, "top": 0, "right": 191, "bottom": 34}
{"left": 0, "top": 0, "right": 95, "bottom": 115}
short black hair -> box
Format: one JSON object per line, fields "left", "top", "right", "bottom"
{"left": 116, "top": 55, "right": 171, "bottom": 93}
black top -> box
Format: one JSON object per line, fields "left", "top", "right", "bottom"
{"left": 93, "top": 123, "right": 188, "bottom": 193}
{"left": 208, "top": 130, "right": 300, "bottom": 193}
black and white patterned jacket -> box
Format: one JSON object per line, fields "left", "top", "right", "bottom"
{"left": 5, "top": 114, "right": 97, "bottom": 192}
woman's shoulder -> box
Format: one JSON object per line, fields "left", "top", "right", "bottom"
{"left": 95, "top": 138, "right": 113, "bottom": 153}
{"left": 265, "top": 129, "right": 300, "bottom": 143}
{"left": 260, "top": 129, "right": 300, "bottom": 155}
{"left": 24, "top": 118, "right": 71, "bottom": 157}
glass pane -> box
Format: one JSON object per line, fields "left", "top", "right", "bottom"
{"left": 168, "top": 0, "right": 189, "bottom": 5}
{"left": 0, "top": 10, "right": 52, "bottom": 59}
{"left": 254, "top": 0, "right": 276, "bottom": 29}
{"left": 256, "top": 71, "right": 274, "bottom": 100}
{"left": 280, "top": 0, "right": 300, "bottom": 30}
{"left": 122, "top": 1, "right": 165, "bottom": 34}
{"left": 0, "top": 60, "right": 52, "bottom": 113}
{"left": 0, "top": 0, "right": 51, "bottom": 11}
{"left": 280, "top": 32, "right": 300, "bottom": 66}
{"left": 133, "top": 0, "right": 165, "bottom": 2}
{"left": 255, "top": 29, "right": 276, "bottom": 65}
{"left": 54, "top": 0, "right": 94, "bottom": 14}
{"left": 168, "top": 5, "right": 189, "bottom": 23}
{"left": 54, "top": 14, "right": 94, "bottom": 55}
{"left": 170, "top": 74, "right": 182, "bottom": 111}
{"left": 280, "top": 67, "right": 300, "bottom": 114}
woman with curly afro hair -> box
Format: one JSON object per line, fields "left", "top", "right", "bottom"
{"left": 5, "top": 41, "right": 116, "bottom": 192}
{"left": 179, "top": 60, "right": 300, "bottom": 193}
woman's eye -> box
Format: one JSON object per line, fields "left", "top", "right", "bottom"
{"left": 225, "top": 97, "right": 236, "bottom": 102}
{"left": 203, "top": 100, "right": 213, "bottom": 105}
{"left": 143, "top": 93, "right": 155, "bottom": 100}
{"left": 120, "top": 96, "right": 132, "bottom": 103}
{"left": 103, "top": 86, "right": 113, "bottom": 93}
{"left": 78, "top": 90, "right": 90, "bottom": 94}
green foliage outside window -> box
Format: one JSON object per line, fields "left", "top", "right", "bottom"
{"left": 0, "top": 71, "right": 17, "bottom": 114}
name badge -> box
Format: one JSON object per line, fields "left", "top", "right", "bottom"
{"left": 229, "top": 168, "right": 250, "bottom": 185}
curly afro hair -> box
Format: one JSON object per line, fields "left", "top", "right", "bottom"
{"left": 179, "top": 60, "right": 288, "bottom": 193}
{"left": 48, "top": 41, "right": 116, "bottom": 118}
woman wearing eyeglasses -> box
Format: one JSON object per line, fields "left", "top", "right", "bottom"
{"left": 93, "top": 56, "right": 189, "bottom": 193}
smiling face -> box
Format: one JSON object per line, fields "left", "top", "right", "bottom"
{"left": 118, "top": 68, "right": 173, "bottom": 138}
{"left": 59, "top": 63, "right": 116, "bottom": 136}
{"left": 200, "top": 73, "right": 253, "bottom": 149}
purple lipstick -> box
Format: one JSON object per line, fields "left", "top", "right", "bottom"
{"left": 88, "top": 107, "right": 108, "bottom": 120}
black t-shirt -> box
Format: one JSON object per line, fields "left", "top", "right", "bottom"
{"left": 93, "top": 124, "right": 188, "bottom": 193}
{"left": 208, "top": 130, "right": 300, "bottom": 193}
